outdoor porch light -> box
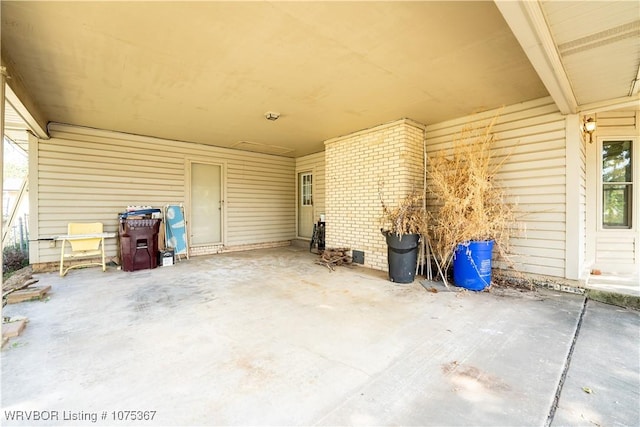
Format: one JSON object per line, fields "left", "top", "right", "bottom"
{"left": 583, "top": 117, "right": 596, "bottom": 143}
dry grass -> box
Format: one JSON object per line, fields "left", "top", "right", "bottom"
{"left": 379, "top": 187, "right": 427, "bottom": 237}
{"left": 427, "top": 115, "right": 519, "bottom": 277}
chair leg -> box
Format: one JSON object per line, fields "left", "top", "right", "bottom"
{"left": 101, "top": 238, "right": 106, "bottom": 272}
{"left": 59, "top": 240, "right": 66, "bottom": 277}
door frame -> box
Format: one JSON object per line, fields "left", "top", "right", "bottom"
{"left": 587, "top": 134, "right": 639, "bottom": 273}
{"left": 296, "top": 169, "right": 315, "bottom": 239}
{"left": 185, "top": 158, "right": 226, "bottom": 247}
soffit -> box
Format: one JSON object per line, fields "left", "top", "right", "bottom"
{"left": 4, "top": 101, "right": 30, "bottom": 149}
{"left": 541, "top": 0, "right": 640, "bottom": 106}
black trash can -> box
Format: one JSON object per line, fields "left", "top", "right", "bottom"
{"left": 383, "top": 231, "right": 420, "bottom": 283}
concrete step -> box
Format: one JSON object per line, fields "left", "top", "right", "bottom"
{"left": 585, "top": 288, "right": 640, "bottom": 310}
{"left": 584, "top": 272, "right": 639, "bottom": 310}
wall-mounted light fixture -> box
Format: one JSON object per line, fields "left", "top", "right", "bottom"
{"left": 583, "top": 116, "right": 596, "bottom": 144}
{"left": 265, "top": 111, "right": 280, "bottom": 121}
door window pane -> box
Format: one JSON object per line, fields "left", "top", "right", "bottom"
{"left": 301, "top": 174, "right": 312, "bottom": 206}
{"left": 603, "top": 184, "right": 631, "bottom": 228}
{"left": 602, "top": 140, "right": 632, "bottom": 229}
{"left": 603, "top": 140, "right": 631, "bottom": 182}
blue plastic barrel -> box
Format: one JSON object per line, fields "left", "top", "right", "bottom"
{"left": 452, "top": 240, "right": 494, "bottom": 291}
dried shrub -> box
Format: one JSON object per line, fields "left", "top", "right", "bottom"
{"left": 427, "top": 115, "right": 520, "bottom": 277}
{"left": 379, "top": 187, "right": 427, "bottom": 237}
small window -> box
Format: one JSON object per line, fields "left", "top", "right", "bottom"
{"left": 602, "top": 140, "right": 632, "bottom": 228}
{"left": 301, "top": 173, "right": 313, "bottom": 206}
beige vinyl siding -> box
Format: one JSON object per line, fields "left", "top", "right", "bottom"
{"left": 596, "top": 110, "right": 637, "bottom": 129}
{"left": 595, "top": 236, "right": 636, "bottom": 264}
{"left": 426, "top": 97, "right": 569, "bottom": 278}
{"left": 295, "top": 151, "right": 326, "bottom": 222}
{"left": 225, "top": 159, "right": 295, "bottom": 245}
{"left": 31, "top": 124, "right": 295, "bottom": 265}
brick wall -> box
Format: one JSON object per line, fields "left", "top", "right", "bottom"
{"left": 324, "top": 119, "right": 426, "bottom": 271}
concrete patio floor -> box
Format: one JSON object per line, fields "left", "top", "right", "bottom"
{"left": 2, "top": 246, "right": 639, "bottom": 426}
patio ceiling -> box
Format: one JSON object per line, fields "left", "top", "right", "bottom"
{"left": 2, "top": 1, "right": 639, "bottom": 157}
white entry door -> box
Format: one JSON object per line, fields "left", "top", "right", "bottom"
{"left": 298, "top": 172, "right": 314, "bottom": 238}
{"left": 190, "top": 162, "right": 222, "bottom": 245}
{"left": 593, "top": 137, "right": 638, "bottom": 273}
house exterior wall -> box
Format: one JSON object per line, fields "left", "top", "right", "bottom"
{"left": 426, "top": 97, "right": 575, "bottom": 279}
{"left": 324, "top": 119, "right": 425, "bottom": 271}
{"left": 28, "top": 97, "right": 610, "bottom": 281}
{"left": 322, "top": 99, "right": 578, "bottom": 280}
{"left": 295, "top": 151, "right": 326, "bottom": 234}
{"left": 29, "top": 124, "right": 295, "bottom": 268}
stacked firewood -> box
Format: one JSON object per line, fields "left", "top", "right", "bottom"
{"left": 2, "top": 266, "right": 40, "bottom": 307}
{"left": 316, "top": 247, "right": 352, "bottom": 271}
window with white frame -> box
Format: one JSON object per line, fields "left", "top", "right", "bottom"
{"left": 602, "top": 140, "right": 633, "bottom": 229}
